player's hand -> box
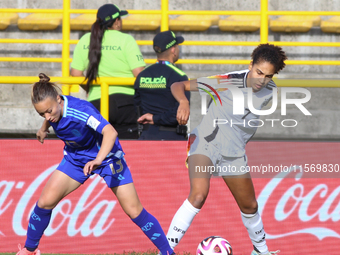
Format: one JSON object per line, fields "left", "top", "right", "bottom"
{"left": 137, "top": 113, "right": 154, "bottom": 124}
{"left": 177, "top": 100, "right": 190, "bottom": 125}
{"left": 36, "top": 129, "right": 50, "bottom": 144}
{"left": 83, "top": 158, "right": 102, "bottom": 176}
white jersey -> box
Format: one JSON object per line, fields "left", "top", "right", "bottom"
{"left": 192, "top": 69, "right": 276, "bottom": 157}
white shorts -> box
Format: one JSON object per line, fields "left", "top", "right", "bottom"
{"left": 188, "top": 133, "right": 249, "bottom": 176}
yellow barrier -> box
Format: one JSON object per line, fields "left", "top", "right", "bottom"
{"left": 2, "top": 76, "right": 339, "bottom": 88}
{"left": 0, "top": 76, "right": 135, "bottom": 121}
{"left": 0, "top": 76, "right": 339, "bottom": 122}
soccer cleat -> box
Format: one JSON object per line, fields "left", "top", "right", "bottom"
{"left": 16, "top": 244, "right": 41, "bottom": 255}
{"left": 157, "top": 252, "right": 175, "bottom": 255}
{"left": 251, "top": 249, "right": 280, "bottom": 255}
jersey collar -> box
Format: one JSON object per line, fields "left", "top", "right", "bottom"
{"left": 61, "top": 95, "right": 68, "bottom": 118}
{"left": 243, "top": 70, "right": 250, "bottom": 88}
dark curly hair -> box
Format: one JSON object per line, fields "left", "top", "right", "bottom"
{"left": 251, "top": 43, "right": 287, "bottom": 73}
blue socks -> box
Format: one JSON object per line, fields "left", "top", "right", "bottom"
{"left": 25, "top": 204, "right": 52, "bottom": 251}
{"left": 132, "top": 208, "right": 173, "bottom": 255}
{"left": 24, "top": 205, "right": 173, "bottom": 255}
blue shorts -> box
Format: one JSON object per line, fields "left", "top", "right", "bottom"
{"left": 57, "top": 156, "right": 133, "bottom": 188}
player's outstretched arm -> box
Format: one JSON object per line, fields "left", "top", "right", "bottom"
{"left": 83, "top": 124, "right": 118, "bottom": 176}
{"left": 171, "top": 79, "right": 198, "bottom": 93}
{"left": 36, "top": 119, "right": 51, "bottom": 144}
{"left": 171, "top": 79, "right": 198, "bottom": 125}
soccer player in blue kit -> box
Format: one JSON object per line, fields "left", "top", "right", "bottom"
{"left": 16, "top": 73, "right": 174, "bottom": 255}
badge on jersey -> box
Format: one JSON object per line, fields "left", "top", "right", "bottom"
{"left": 87, "top": 115, "right": 101, "bottom": 131}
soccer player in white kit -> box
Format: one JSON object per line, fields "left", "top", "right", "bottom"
{"left": 166, "top": 44, "right": 287, "bottom": 255}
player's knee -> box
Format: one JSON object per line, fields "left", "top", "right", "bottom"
{"left": 188, "top": 192, "right": 208, "bottom": 209}
{"left": 37, "top": 197, "right": 57, "bottom": 210}
{"left": 125, "top": 204, "right": 144, "bottom": 219}
{"left": 240, "top": 200, "right": 258, "bottom": 214}
{"left": 128, "top": 210, "right": 143, "bottom": 219}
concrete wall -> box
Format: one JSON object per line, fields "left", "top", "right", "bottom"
{"left": 1, "top": 0, "right": 340, "bottom": 139}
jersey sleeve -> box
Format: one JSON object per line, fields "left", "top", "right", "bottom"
{"left": 124, "top": 35, "right": 146, "bottom": 71}
{"left": 71, "top": 34, "right": 90, "bottom": 71}
{"left": 84, "top": 103, "right": 110, "bottom": 134}
{"left": 197, "top": 73, "right": 243, "bottom": 96}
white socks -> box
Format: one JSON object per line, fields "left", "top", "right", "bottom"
{"left": 166, "top": 200, "right": 268, "bottom": 253}
{"left": 241, "top": 211, "right": 268, "bottom": 254}
{"left": 166, "top": 199, "right": 200, "bottom": 249}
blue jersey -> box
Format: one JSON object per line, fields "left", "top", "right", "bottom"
{"left": 49, "top": 95, "right": 124, "bottom": 166}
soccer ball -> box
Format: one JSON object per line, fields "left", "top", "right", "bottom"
{"left": 197, "top": 236, "right": 232, "bottom": 255}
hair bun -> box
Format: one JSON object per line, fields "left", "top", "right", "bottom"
{"left": 39, "top": 73, "right": 50, "bottom": 83}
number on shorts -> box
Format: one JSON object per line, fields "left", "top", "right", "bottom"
{"left": 110, "top": 159, "right": 124, "bottom": 174}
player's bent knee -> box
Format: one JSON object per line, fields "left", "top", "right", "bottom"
{"left": 124, "top": 204, "right": 144, "bottom": 219}
{"left": 127, "top": 210, "right": 143, "bottom": 219}
{"left": 37, "top": 191, "right": 63, "bottom": 209}
{"left": 188, "top": 193, "right": 208, "bottom": 209}
{"left": 37, "top": 198, "right": 58, "bottom": 210}
{"left": 240, "top": 200, "right": 258, "bottom": 214}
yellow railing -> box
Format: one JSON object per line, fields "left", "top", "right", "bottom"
{"left": 1, "top": 0, "right": 340, "bottom": 119}
{"left": 2, "top": 0, "right": 340, "bottom": 66}
{"left": 1, "top": 76, "right": 340, "bottom": 121}
{"left": 0, "top": 76, "right": 134, "bottom": 121}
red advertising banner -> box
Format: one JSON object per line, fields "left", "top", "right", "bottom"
{"left": 1, "top": 140, "right": 340, "bottom": 255}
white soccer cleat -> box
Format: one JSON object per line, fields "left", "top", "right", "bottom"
{"left": 251, "top": 249, "right": 280, "bottom": 255}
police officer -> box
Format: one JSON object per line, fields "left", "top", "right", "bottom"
{"left": 134, "top": 30, "right": 190, "bottom": 140}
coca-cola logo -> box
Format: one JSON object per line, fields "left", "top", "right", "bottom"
{"left": 258, "top": 166, "right": 340, "bottom": 240}
{"left": 1, "top": 165, "right": 117, "bottom": 237}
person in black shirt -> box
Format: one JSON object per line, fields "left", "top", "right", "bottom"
{"left": 134, "top": 30, "right": 190, "bottom": 140}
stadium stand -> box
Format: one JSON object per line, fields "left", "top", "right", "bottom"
{"left": 122, "top": 14, "right": 161, "bottom": 31}
{"left": 70, "top": 14, "right": 161, "bottom": 31}
{"left": 169, "top": 15, "right": 220, "bottom": 31}
{"left": 70, "top": 14, "right": 96, "bottom": 31}
{"left": 320, "top": 16, "right": 340, "bottom": 33}
{"left": 17, "top": 13, "right": 63, "bottom": 30}
{"left": 218, "top": 15, "right": 260, "bottom": 32}
{"left": 269, "top": 15, "right": 321, "bottom": 32}
{"left": 0, "top": 13, "right": 19, "bottom": 30}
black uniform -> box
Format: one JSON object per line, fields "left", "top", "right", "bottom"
{"left": 134, "top": 61, "right": 190, "bottom": 140}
